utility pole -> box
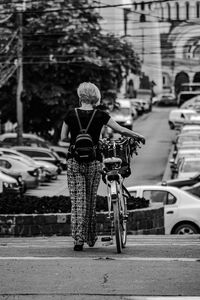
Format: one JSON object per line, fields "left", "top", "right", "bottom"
{"left": 16, "top": 3, "right": 24, "bottom": 145}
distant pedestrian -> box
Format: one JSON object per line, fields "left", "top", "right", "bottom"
{"left": 61, "top": 82, "right": 145, "bottom": 251}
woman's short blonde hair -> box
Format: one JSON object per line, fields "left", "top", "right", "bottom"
{"left": 77, "top": 82, "right": 101, "bottom": 106}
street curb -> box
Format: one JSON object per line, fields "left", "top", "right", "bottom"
{"left": 0, "top": 206, "right": 164, "bottom": 237}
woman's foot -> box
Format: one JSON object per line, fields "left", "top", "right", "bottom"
{"left": 87, "top": 237, "right": 98, "bottom": 248}
{"left": 74, "top": 244, "right": 83, "bottom": 251}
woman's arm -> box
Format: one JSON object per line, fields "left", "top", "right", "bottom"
{"left": 60, "top": 122, "right": 69, "bottom": 141}
{"left": 107, "top": 117, "right": 145, "bottom": 143}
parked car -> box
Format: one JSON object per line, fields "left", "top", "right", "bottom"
{"left": 170, "top": 149, "right": 200, "bottom": 179}
{"left": 0, "top": 166, "right": 25, "bottom": 194}
{"left": 155, "top": 93, "right": 177, "bottom": 106}
{"left": 127, "top": 185, "right": 200, "bottom": 234}
{"left": 0, "top": 155, "right": 40, "bottom": 190}
{"left": 180, "top": 124, "right": 200, "bottom": 134}
{"left": 172, "top": 141, "right": 200, "bottom": 159}
{"left": 0, "top": 147, "right": 58, "bottom": 181}
{"left": 50, "top": 146, "right": 68, "bottom": 170}
{"left": 160, "top": 172, "right": 200, "bottom": 189}
{"left": 130, "top": 100, "right": 143, "bottom": 116}
{"left": 13, "top": 146, "right": 65, "bottom": 174}
{"left": 130, "top": 98, "right": 151, "bottom": 112}
{"left": 176, "top": 157, "right": 200, "bottom": 179}
{"left": 110, "top": 99, "right": 134, "bottom": 130}
{"left": 0, "top": 133, "right": 51, "bottom": 148}
{"left": 181, "top": 95, "right": 200, "bottom": 111}
{"left": 168, "top": 109, "right": 197, "bottom": 129}
{"left": 173, "top": 132, "right": 200, "bottom": 152}
{"left": 0, "top": 170, "right": 21, "bottom": 196}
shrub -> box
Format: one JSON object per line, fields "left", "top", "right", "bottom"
{"left": 0, "top": 194, "right": 149, "bottom": 214}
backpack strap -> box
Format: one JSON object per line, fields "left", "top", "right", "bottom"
{"left": 75, "top": 108, "right": 96, "bottom": 133}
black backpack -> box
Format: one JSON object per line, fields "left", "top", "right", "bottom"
{"left": 73, "top": 108, "right": 97, "bottom": 163}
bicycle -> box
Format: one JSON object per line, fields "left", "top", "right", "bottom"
{"left": 99, "top": 136, "right": 143, "bottom": 253}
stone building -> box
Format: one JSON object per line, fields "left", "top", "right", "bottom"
{"left": 98, "top": 0, "right": 200, "bottom": 96}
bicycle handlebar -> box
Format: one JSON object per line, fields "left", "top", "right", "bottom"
{"left": 100, "top": 136, "right": 144, "bottom": 157}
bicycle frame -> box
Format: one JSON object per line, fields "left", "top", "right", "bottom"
{"left": 100, "top": 136, "right": 143, "bottom": 253}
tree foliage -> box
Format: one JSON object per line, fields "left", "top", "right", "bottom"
{"left": 0, "top": 0, "right": 141, "bottom": 142}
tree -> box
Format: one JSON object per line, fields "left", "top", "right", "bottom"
{"left": 0, "top": 1, "right": 141, "bottom": 142}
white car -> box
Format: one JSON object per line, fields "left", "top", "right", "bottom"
{"left": 177, "top": 157, "right": 200, "bottom": 179}
{"left": 168, "top": 109, "right": 197, "bottom": 129}
{"left": 127, "top": 185, "right": 200, "bottom": 234}
{"left": 170, "top": 149, "right": 200, "bottom": 179}
{"left": 180, "top": 124, "right": 200, "bottom": 134}
{"left": 0, "top": 133, "right": 50, "bottom": 148}
{"left": 0, "top": 170, "right": 20, "bottom": 196}
{"left": 0, "top": 155, "right": 40, "bottom": 189}
{"left": 110, "top": 99, "right": 134, "bottom": 130}
{"left": 0, "top": 148, "right": 58, "bottom": 180}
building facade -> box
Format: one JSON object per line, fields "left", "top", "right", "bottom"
{"left": 98, "top": 0, "right": 200, "bottom": 96}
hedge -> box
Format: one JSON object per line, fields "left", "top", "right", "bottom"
{"left": 0, "top": 194, "right": 149, "bottom": 214}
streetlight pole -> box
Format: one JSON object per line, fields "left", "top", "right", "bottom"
{"left": 16, "top": 2, "right": 25, "bottom": 145}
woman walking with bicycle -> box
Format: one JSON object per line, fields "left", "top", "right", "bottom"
{"left": 61, "top": 82, "right": 145, "bottom": 251}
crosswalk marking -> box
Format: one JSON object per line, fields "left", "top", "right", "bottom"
{"left": 124, "top": 297, "right": 200, "bottom": 300}
{"left": 0, "top": 256, "right": 199, "bottom": 262}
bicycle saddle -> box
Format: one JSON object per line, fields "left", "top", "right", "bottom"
{"left": 103, "top": 157, "right": 122, "bottom": 164}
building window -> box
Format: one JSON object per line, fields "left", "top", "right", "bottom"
{"left": 134, "top": 3, "right": 137, "bottom": 10}
{"left": 140, "top": 14, "right": 146, "bottom": 22}
{"left": 160, "top": 6, "right": 164, "bottom": 20}
{"left": 186, "top": 2, "right": 190, "bottom": 19}
{"left": 163, "top": 76, "right": 166, "bottom": 85}
{"left": 197, "top": 2, "right": 200, "bottom": 18}
{"left": 167, "top": 3, "right": 171, "bottom": 20}
{"left": 141, "top": 1, "right": 145, "bottom": 11}
{"left": 176, "top": 2, "right": 179, "bottom": 20}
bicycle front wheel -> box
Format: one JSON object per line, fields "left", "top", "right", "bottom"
{"left": 113, "top": 200, "right": 122, "bottom": 253}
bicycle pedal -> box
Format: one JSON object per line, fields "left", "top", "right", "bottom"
{"left": 101, "top": 237, "right": 113, "bottom": 242}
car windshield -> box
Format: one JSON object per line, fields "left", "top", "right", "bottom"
{"left": 118, "top": 107, "right": 130, "bottom": 116}
{"left": 182, "top": 160, "right": 200, "bottom": 172}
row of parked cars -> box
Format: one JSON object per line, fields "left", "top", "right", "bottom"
{"left": 144, "top": 103, "right": 200, "bottom": 235}
{"left": 0, "top": 133, "right": 68, "bottom": 196}
{"left": 127, "top": 99, "right": 200, "bottom": 235}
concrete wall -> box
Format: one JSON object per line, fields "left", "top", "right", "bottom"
{"left": 0, "top": 207, "right": 164, "bottom": 237}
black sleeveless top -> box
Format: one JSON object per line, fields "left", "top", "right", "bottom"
{"left": 64, "top": 108, "right": 110, "bottom": 161}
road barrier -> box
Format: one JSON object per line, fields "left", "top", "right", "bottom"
{"left": 0, "top": 206, "right": 164, "bottom": 237}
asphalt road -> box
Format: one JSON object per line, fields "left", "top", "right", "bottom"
{"left": 0, "top": 235, "right": 200, "bottom": 299}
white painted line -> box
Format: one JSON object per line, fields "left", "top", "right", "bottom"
{"left": 0, "top": 256, "right": 199, "bottom": 262}
{"left": 125, "top": 297, "right": 200, "bottom": 300}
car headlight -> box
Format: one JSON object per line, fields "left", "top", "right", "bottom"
{"left": 3, "top": 182, "right": 17, "bottom": 189}
{"left": 3, "top": 182, "right": 9, "bottom": 188}
{"left": 125, "top": 119, "right": 132, "bottom": 125}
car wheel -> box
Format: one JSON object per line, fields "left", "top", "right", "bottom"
{"left": 173, "top": 223, "right": 199, "bottom": 235}
{"left": 169, "top": 122, "right": 174, "bottom": 129}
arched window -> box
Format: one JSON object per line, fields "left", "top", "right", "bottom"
{"left": 186, "top": 2, "right": 190, "bottom": 19}
{"left": 167, "top": 3, "right": 171, "bottom": 20}
{"left": 197, "top": 2, "right": 200, "bottom": 18}
{"left": 176, "top": 2, "right": 179, "bottom": 20}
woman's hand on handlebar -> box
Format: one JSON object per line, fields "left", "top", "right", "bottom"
{"left": 133, "top": 134, "right": 145, "bottom": 145}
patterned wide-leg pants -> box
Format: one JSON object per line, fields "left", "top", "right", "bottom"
{"left": 67, "top": 158, "right": 102, "bottom": 245}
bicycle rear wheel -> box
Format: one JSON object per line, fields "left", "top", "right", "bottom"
{"left": 121, "top": 214, "right": 127, "bottom": 248}
{"left": 113, "top": 199, "right": 122, "bottom": 253}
